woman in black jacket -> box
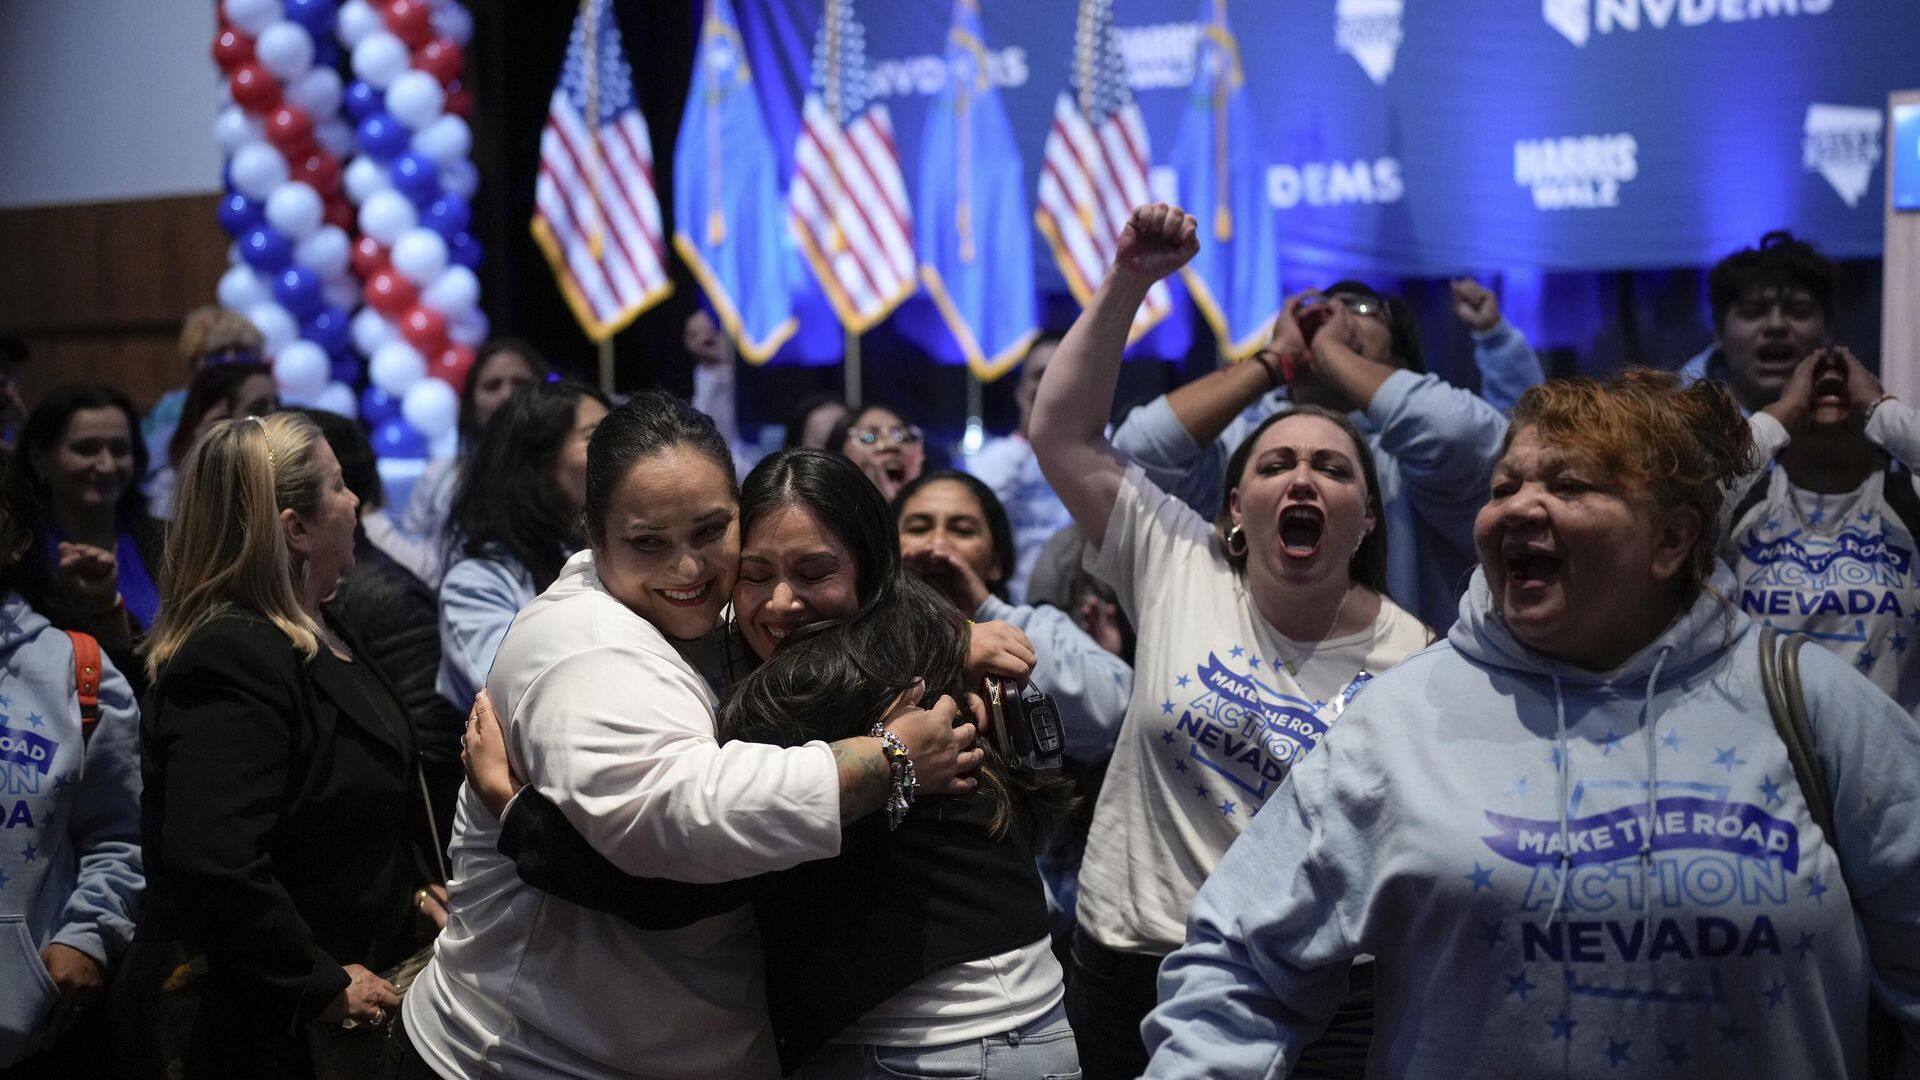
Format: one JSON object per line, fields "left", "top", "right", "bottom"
{"left": 123, "top": 413, "right": 442, "bottom": 1079}
{"left": 460, "top": 449, "right": 1079, "bottom": 1077}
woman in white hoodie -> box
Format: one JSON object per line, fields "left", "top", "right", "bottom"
{"left": 1144, "top": 370, "right": 1920, "bottom": 1078}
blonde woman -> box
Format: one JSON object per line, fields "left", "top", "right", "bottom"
{"left": 122, "top": 414, "right": 443, "bottom": 1079}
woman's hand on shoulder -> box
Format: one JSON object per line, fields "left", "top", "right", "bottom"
{"left": 881, "top": 685, "right": 984, "bottom": 797}
{"left": 462, "top": 689, "right": 523, "bottom": 819}
{"left": 966, "top": 620, "right": 1036, "bottom": 685}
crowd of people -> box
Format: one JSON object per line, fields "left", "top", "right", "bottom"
{"left": 0, "top": 202, "right": 1914, "bottom": 1080}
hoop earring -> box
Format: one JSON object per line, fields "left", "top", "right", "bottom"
{"left": 1225, "top": 524, "right": 1247, "bottom": 558}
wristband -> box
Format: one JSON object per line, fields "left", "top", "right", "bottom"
{"left": 1252, "top": 350, "right": 1298, "bottom": 390}
{"left": 868, "top": 723, "right": 918, "bottom": 830}
{"left": 1865, "top": 394, "right": 1897, "bottom": 423}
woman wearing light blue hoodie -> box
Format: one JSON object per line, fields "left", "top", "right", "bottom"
{"left": 0, "top": 451, "right": 141, "bottom": 1072}
{"left": 1144, "top": 370, "right": 1920, "bottom": 1077}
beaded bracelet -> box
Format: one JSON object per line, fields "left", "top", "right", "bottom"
{"left": 868, "top": 723, "right": 918, "bottom": 830}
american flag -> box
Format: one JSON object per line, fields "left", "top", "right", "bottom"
{"left": 531, "top": 0, "right": 671, "bottom": 341}
{"left": 1035, "top": 0, "right": 1169, "bottom": 339}
{"left": 789, "top": 0, "right": 916, "bottom": 334}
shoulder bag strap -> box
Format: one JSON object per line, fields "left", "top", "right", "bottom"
{"left": 64, "top": 630, "right": 102, "bottom": 742}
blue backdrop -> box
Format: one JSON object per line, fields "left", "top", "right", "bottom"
{"left": 723, "top": 0, "right": 1914, "bottom": 368}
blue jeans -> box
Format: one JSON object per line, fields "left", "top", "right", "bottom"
{"left": 796, "top": 1001, "right": 1080, "bottom": 1080}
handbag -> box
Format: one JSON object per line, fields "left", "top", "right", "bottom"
{"left": 1755, "top": 626, "right": 1902, "bottom": 1080}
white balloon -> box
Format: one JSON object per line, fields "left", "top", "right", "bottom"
{"left": 315, "top": 118, "right": 355, "bottom": 158}
{"left": 246, "top": 302, "right": 300, "bottom": 357}
{"left": 352, "top": 31, "right": 411, "bottom": 90}
{"left": 213, "top": 105, "right": 264, "bottom": 154}
{"left": 430, "top": 428, "right": 460, "bottom": 461}
{"left": 335, "top": 0, "right": 381, "bottom": 47}
{"left": 323, "top": 277, "right": 361, "bottom": 311}
{"left": 352, "top": 307, "right": 401, "bottom": 355}
{"left": 218, "top": 264, "right": 271, "bottom": 311}
{"left": 420, "top": 264, "right": 479, "bottom": 316}
{"left": 410, "top": 114, "right": 471, "bottom": 165}
{"left": 431, "top": 3, "right": 474, "bottom": 47}
{"left": 294, "top": 224, "right": 352, "bottom": 278}
{"left": 274, "top": 340, "right": 331, "bottom": 397}
{"left": 264, "top": 181, "right": 325, "bottom": 241}
{"left": 315, "top": 381, "right": 360, "bottom": 419}
{"left": 448, "top": 307, "right": 490, "bottom": 347}
{"left": 222, "top": 0, "right": 282, "bottom": 36}
{"left": 439, "top": 157, "right": 479, "bottom": 199}
{"left": 342, "top": 156, "right": 392, "bottom": 205}
{"left": 285, "top": 66, "right": 343, "bottom": 117}
{"left": 254, "top": 21, "right": 315, "bottom": 80}
{"left": 370, "top": 341, "right": 428, "bottom": 396}
{"left": 358, "top": 189, "right": 418, "bottom": 246}
{"left": 230, "top": 142, "right": 290, "bottom": 201}
{"left": 385, "top": 71, "right": 446, "bottom": 131}
{"left": 401, "top": 377, "right": 460, "bottom": 440}
{"left": 390, "top": 228, "right": 449, "bottom": 286}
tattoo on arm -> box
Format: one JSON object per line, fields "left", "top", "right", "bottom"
{"left": 831, "top": 737, "right": 891, "bottom": 820}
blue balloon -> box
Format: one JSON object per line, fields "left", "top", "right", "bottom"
{"left": 422, "top": 195, "right": 471, "bottom": 238}
{"left": 391, "top": 152, "right": 442, "bottom": 206}
{"left": 343, "top": 80, "right": 382, "bottom": 124}
{"left": 330, "top": 355, "right": 364, "bottom": 386}
{"left": 241, "top": 227, "right": 293, "bottom": 272}
{"left": 372, "top": 418, "right": 430, "bottom": 459}
{"left": 273, "top": 266, "right": 324, "bottom": 318}
{"left": 302, "top": 304, "right": 352, "bottom": 355}
{"left": 360, "top": 386, "right": 403, "bottom": 427}
{"left": 447, "top": 231, "right": 483, "bottom": 270}
{"left": 217, "top": 192, "right": 264, "bottom": 237}
{"left": 358, "top": 112, "right": 410, "bottom": 161}
{"left": 313, "top": 38, "right": 342, "bottom": 70}
{"left": 285, "top": 0, "right": 337, "bottom": 35}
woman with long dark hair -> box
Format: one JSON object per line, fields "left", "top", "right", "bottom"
{"left": 147, "top": 360, "right": 279, "bottom": 520}
{"left": 435, "top": 379, "right": 607, "bottom": 713}
{"left": 453, "top": 448, "right": 1080, "bottom": 1078}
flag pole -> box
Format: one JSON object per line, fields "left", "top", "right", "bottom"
{"left": 598, "top": 336, "right": 616, "bottom": 397}
{"left": 844, "top": 328, "right": 862, "bottom": 408}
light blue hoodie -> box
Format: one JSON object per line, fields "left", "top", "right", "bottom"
{"left": 1143, "top": 565, "right": 1920, "bottom": 1078}
{"left": 0, "top": 593, "right": 142, "bottom": 1065}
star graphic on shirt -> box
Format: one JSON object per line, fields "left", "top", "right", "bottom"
{"left": 1712, "top": 746, "right": 1745, "bottom": 772}
{"left": 1759, "top": 774, "right": 1784, "bottom": 807}
{"left": 1173, "top": 758, "right": 1188, "bottom": 774}
{"left": 1464, "top": 863, "right": 1495, "bottom": 892}
{"left": 1859, "top": 508, "right": 1877, "bottom": 524}
{"left": 1248, "top": 656, "right": 1262, "bottom": 670}
{"left": 1805, "top": 873, "right": 1829, "bottom": 904}
{"left": 1219, "top": 799, "right": 1237, "bottom": 817}
{"left": 1547, "top": 745, "right": 1565, "bottom": 770}
{"left": 20, "top": 844, "right": 36, "bottom": 864}
{"left": 1161, "top": 700, "right": 1175, "bottom": 715}
{"left": 1809, "top": 508, "right": 1826, "bottom": 524}
{"left": 1547, "top": 1010, "right": 1577, "bottom": 1041}
{"left": 1598, "top": 728, "right": 1622, "bottom": 756}
{"left": 1504, "top": 971, "right": 1535, "bottom": 1000}
{"left": 1175, "top": 674, "right": 1192, "bottom": 688}
{"left": 1194, "top": 784, "right": 1209, "bottom": 799}
{"left": 51, "top": 774, "right": 70, "bottom": 793}
{"left": 1229, "top": 644, "right": 1245, "bottom": 658}
{"left": 1480, "top": 918, "right": 1507, "bottom": 948}
{"left": 1161, "top": 730, "right": 1176, "bottom": 745}
{"left": 1893, "top": 631, "right": 1911, "bottom": 654}
{"left": 1310, "top": 700, "right": 1326, "bottom": 712}
{"left": 1714, "top": 1016, "right": 1748, "bottom": 1045}
{"left": 38, "top": 812, "right": 53, "bottom": 832}
{"left": 1764, "top": 516, "right": 1782, "bottom": 531}
{"left": 1601, "top": 1037, "right": 1632, "bottom": 1067}
{"left": 1660, "top": 1040, "right": 1691, "bottom": 1067}
{"left": 1660, "top": 729, "right": 1686, "bottom": 752}
{"left": 1761, "top": 979, "right": 1788, "bottom": 1008}
{"left": 1506, "top": 776, "right": 1532, "bottom": 799}
{"left": 1794, "top": 930, "right": 1817, "bottom": 959}
{"left": 24, "top": 712, "right": 43, "bottom": 730}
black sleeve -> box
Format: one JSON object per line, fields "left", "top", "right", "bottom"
{"left": 497, "top": 787, "right": 762, "bottom": 929}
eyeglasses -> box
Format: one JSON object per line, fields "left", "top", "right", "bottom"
{"left": 849, "top": 425, "right": 922, "bottom": 447}
{"left": 1302, "top": 292, "right": 1388, "bottom": 323}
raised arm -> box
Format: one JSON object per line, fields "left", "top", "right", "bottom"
{"left": 1031, "top": 204, "right": 1200, "bottom": 549}
{"left": 1453, "top": 278, "right": 1545, "bottom": 413}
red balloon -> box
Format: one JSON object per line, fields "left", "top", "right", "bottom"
{"left": 229, "top": 62, "right": 281, "bottom": 114}
{"left": 383, "top": 0, "right": 434, "bottom": 47}
{"left": 213, "top": 29, "right": 255, "bottom": 74}
{"left": 292, "top": 149, "right": 342, "bottom": 195}
{"left": 324, "top": 199, "right": 355, "bottom": 232}
{"left": 444, "top": 84, "right": 474, "bottom": 120}
{"left": 366, "top": 269, "right": 419, "bottom": 317}
{"left": 400, "top": 305, "right": 450, "bottom": 355}
{"left": 351, "top": 237, "right": 391, "bottom": 279}
{"left": 434, "top": 345, "right": 475, "bottom": 390}
{"left": 265, "top": 106, "right": 315, "bottom": 155}
{"left": 415, "top": 37, "right": 464, "bottom": 85}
